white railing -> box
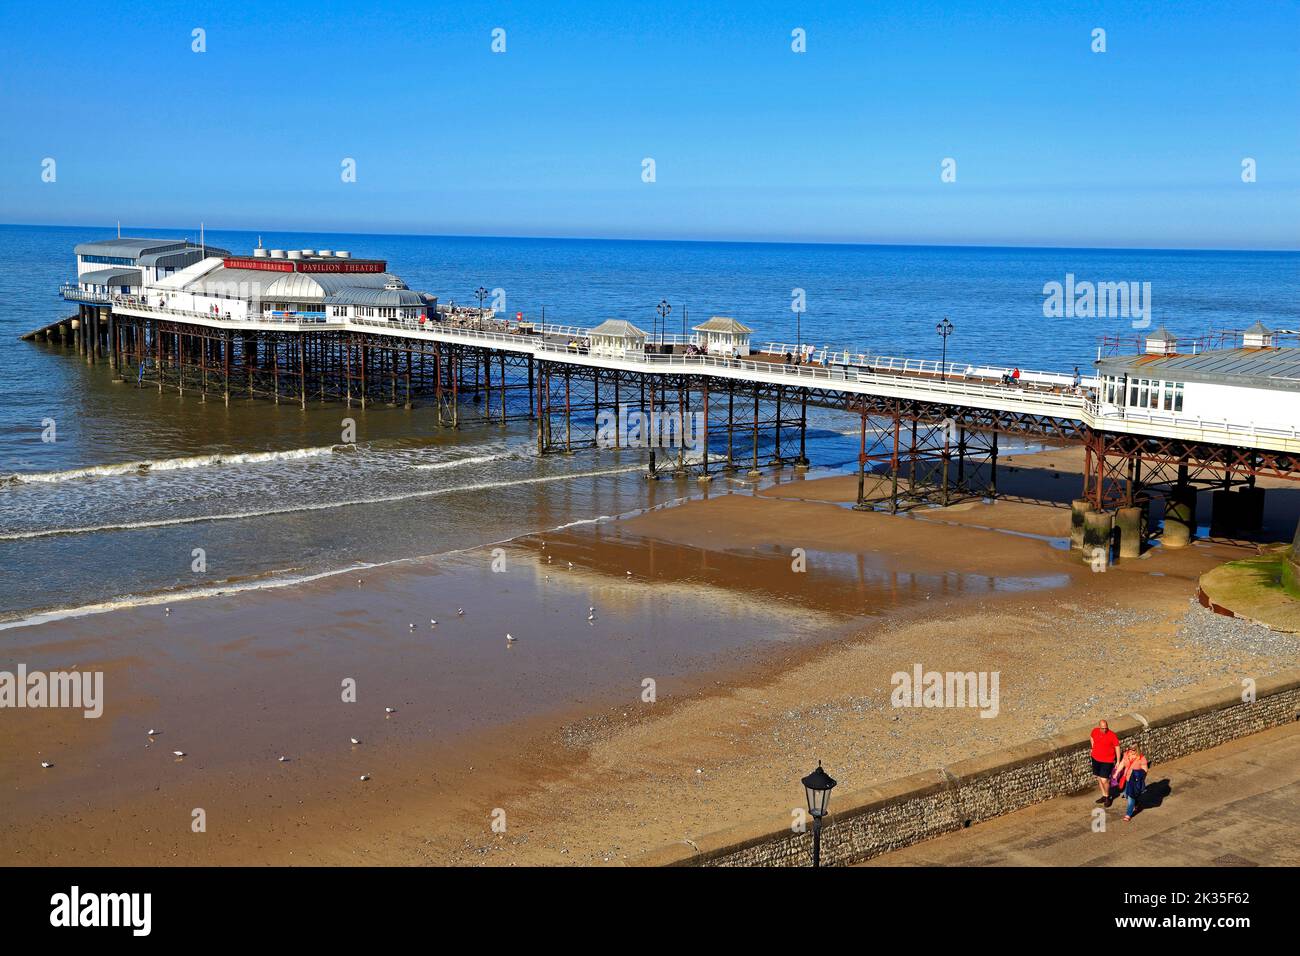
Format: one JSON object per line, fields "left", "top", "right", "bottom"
{"left": 244, "top": 315, "right": 1094, "bottom": 413}
{"left": 111, "top": 299, "right": 1300, "bottom": 440}
{"left": 351, "top": 316, "right": 534, "bottom": 343}
{"left": 851, "top": 370, "right": 1089, "bottom": 411}
{"left": 1085, "top": 399, "right": 1300, "bottom": 443}
{"left": 761, "top": 343, "right": 830, "bottom": 363}
{"left": 759, "top": 342, "right": 1092, "bottom": 390}
{"left": 536, "top": 322, "right": 594, "bottom": 339}
{"left": 85, "top": 295, "right": 1300, "bottom": 451}
{"left": 113, "top": 298, "right": 345, "bottom": 329}
{"left": 60, "top": 284, "right": 113, "bottom": 304}
{"left": 645, "top": 332, "right": 700, "bottom": 346}
{"left": 113, "top": 295, "right": 1096, "bottom": 388}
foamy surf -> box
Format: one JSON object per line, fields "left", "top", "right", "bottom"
{"left": 413, "top": 453, "right": 511, "bottom": 471}
{"left": 0, "top": 477, "right": 710, "bottom": 633}
{"left": 0, "top": 561, "right": 385, "bottom": 632}
{"left": 4, "top": 445, "right": 350, "bottom": 485}
{"left": 0, "top": 463, "right": 648, "bottom": 542}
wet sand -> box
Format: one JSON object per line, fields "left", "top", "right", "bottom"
{"left": 2, "top": 464, "right": 1297, "bottom": 866}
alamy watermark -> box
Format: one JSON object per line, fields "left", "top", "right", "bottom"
{"left": 1042, "top": 274, "right": 1151, "bottom": 328}
{"left": 50, "top": 886, "right": 150, "bottom": 936}
{"left": 891, "top": 663, "right": 999, "bottom": 718}
{"left": 1, "top": 665, "right": 103, "bottom": 718}
{"left": 596, "top": 404, "right": 704, "bottom": 451}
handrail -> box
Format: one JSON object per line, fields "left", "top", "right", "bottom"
{"left": 60, "top": 284, "right": 113, "bottom": 304}
{"left": 1087, "top": 399, "right": 1300, "bottom": 441}
{"left": 115, "top": 299, "right": 344, "bottom": 328}
{"left": 110, "top": 302, "right": 1098, "bottom": 405}
{"left": 102, "top": 297, "right": 1300, "bottom": 447}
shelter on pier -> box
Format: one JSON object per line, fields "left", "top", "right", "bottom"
{"left": 693, "top": 315, "right": 753, "bottom": 357}
{"left": 1243, "top": 321, "right": 1275, "bottom": 349}
{"left": 588, "top": 319, "right": 647, "bottom": 356}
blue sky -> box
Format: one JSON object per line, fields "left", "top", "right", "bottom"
{"left": 1, "top": 0, "right": 1297, "bottom": 248}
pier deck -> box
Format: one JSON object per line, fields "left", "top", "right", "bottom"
{"left": 25, "top": 297, "right": 1300, "bottom": 526}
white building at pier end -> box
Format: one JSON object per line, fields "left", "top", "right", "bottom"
{"left": 140, "top": 247, "right": 435, "bottom": 323}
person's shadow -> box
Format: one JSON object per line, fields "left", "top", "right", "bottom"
{"left": 1134, "top": 778, "right": 1172, "bottom": 815}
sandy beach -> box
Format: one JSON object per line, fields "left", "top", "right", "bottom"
{"left": 2, "top": 454, "right": 1297, "bottom": 866}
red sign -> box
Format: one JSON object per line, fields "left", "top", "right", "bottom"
{"left": 297, "top": 261, "right": 386, "bottom": 273}
{"left": 223, "top": 257, "right": 294, "bottom": 272}
{"left": 221, "top": 257, "right": 386, "bottom": 274}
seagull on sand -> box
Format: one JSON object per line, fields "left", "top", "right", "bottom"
{"left": 147, "top": 728, "right": 160, "bottom": 737}
{"left": 567, "top": 561, "right": 574, "bottom": 570}
{"left": 626, "top": 570, "right": 633, "bottom": 577}
{"left": 385, "top": 707, "right": 396, "bottom": 714}
{"left": 506, "top": 633, "right": 517, "bottom": 644}
{"left": 350, "top": 737, "right": 361, "bottom": 746}
{"left": 278, "top": 756, "right": 289, "bottom": 763}
{"left": 430, "top": 619, "right": 437, "bottom": 626}
{"left": 173, "top": 751, "right": 186, "bottom": 758}
{"left": 457, "top": 608, "right": 464, "bottom": 616}
{"left": 41, "top": 761, "right": 53, "bottom": 769}
{"left": 359, "top": 774, "right": 371, "bottom": 781}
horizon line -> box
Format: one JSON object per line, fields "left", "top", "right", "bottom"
{"left": 3, "top": 220, "right": 1297, "bottom": 256}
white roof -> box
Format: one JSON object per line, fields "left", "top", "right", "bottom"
{"left": 693, "top": 315, "right": 753, "bottom": 334}
{"left": 589, "top": 319, "right": 647, "bottom": 338}
{"left": 150, "top": 257, "right": 225, "bottom": 290}
{"left": 163, "top": 264, "right": 405, "bottom": 302}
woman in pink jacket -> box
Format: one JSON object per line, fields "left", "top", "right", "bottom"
{"left": 1112, "top": 748, "right": 1150, "bottom": 822}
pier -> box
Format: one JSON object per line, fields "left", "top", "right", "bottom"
{"left": 25, "top": 239, "right": 1300, "bottom": 549}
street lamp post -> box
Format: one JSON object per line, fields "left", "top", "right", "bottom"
{"left": 936, "top": 317, "right": 954, "bottom": 382}
{"left": 656, "top": 299, "right": 671, "bottom": 354}
{"left": 801, "top": 761, "right": 838, "bottom": 868}
{"left": 475, "top": 286, "right": 489, "bottom": 322}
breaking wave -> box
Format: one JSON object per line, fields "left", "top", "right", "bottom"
{"left": 4, "top": 445, "right": 350, "bottom": 485}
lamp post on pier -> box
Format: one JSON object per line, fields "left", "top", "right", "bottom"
{"left": 801, "top": 761, "right": 837, "bottom": 868}
{"left": 936, "top": 316, "right": 954, "bottom": 382}
{"left": 656, "top": 299, "right": 671, "bottom": 354}
{"left": 475, "top": 286, "right": 488, "bottom": 317}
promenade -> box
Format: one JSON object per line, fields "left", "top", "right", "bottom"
{"left": 863, "top": 722, "right": 1300, "bottom": 867}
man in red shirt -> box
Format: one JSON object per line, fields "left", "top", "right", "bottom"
{"left": 1090, "top": 719, "right": 1122, "bottom": 806}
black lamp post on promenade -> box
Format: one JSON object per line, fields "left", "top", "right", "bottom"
{"left": 936, "top": 316, "right": 954, "bottom": 382}
{"left": 801, "top": 761, "right": 837, "bottom": 868}
{"left": 475, "top": 286, "right": 488, "bottom": 316}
